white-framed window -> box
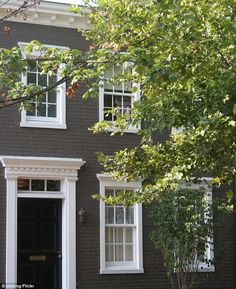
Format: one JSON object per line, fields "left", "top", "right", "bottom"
{"left": 183, "top": 179, "right": 214, "bottom": 272}
{"left": 99, "top": 64, "right": 140, "bottom": 133}
{"left": 97, "top": 174, "right": 143, "bottom": 274}
{"left": 19, "top": 42, "right": 68, "bottom": 129}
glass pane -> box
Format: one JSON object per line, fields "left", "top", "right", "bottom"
{"left": 27, "top": 60, "right": 37, "bottom": 72}
{"left": 115, "top": 227, "right": 123, "bottom": 243}
{"left": 105, "top": 245, "right": 114, "bottom": 261}
{"left": 115, "top": 207, "right": 124, "bottom": 224}
{"left": 124, "top": 81, "right": 132, "bottom": 92}
{"left": 105, "top": 207, "right": 114, "bottom": 224}
{"left": 49, "top": 74, "right": 57, "bottom": 85}
{"left": 104, "top": 94, "right": 112, "bottom": 107}
{"left": 104, "top": 66, "right": 113, "bottom": 79}
{"left": 114, "top": 95, "right": 122, "bottom": 107}
{"left": 38, "top": 94, "right": 46, "bottom": 103}
{"left": 37, "top": 103, "right": 46, "bottom": 117}
{"left": 125, "top": 207, "right": 134, "bottom": 224}
{"left": 104, "top": 109, "right": 113, "bottom": 121}
{"left": 31, "top": 179, "right": 45, "bottom": 191}
{"left": 115, "top": 245, "right": 123, "bottom": 261}
{"left": 27, "top": 72, "right": 36, "bottom": 84}
{"left": 114, "top": 66, "right": 122, "bottom": 76}
{"left": 105, "top": 227, "right": 113, "bottom": 243}
{"left": 26, "top": 102, "right": 36, "bottom": 116}
{"left": 47, "top": 180, "right": 60, "bottom": 191}
{"left": 105, "top": 189, "right": 114, "bottom": 197}
{"left": 123, "top": 96, "right": 131, "bottom": 108}
{"left": 125, "top": 228, "right": 133, "bottom": 243}
{"left": 48, "top": 90, "right": 57, "bottom": 103}
{"left": 125, "top": 245, "right": 133, "bottom": 261}
{"left": 114, "top": 66, "right": 123, "bottom": 92}
{"left": 17, "top": 179, "right": 29, "bottom": 191}
{"left": 38, "top": 73, "right": 47, "bottom": 87}
{"left": 48, "top": 104, "right": 57, "bottom": 118}
{"left": 114, "top": 82, "right": 123, "bottom": 92}
{"left": 104, "top": 82, "right": 113, "bottom": 92}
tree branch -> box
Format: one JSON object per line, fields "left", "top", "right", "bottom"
{"left": 0, "top": 76, "right": 68, "bottom": 109}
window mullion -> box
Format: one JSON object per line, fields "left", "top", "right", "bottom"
{"left": 123, "top": 227, "right": 126, "bottom": 262}
{"left": 113, "top": 227, "right": 115, "bottom": 262}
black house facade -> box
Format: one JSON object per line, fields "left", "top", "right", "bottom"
{"left": 0, "top": 1, "right": 235, "bottom": 289}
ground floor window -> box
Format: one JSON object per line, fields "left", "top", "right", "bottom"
{"left": 97, "top": 174, "right": 143, "bottom": 274}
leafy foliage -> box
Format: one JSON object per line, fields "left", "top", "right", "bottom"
{"left": 151, "top": 188, "right": 214, "bottom": 289}
{"left": 86, "top": 0, "right": 236, "bottom": 202}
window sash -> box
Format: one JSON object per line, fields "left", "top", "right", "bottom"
{"left": 105, "top": 226, "right": 136, "bottom": 262}
{"left": 19, "top": 42, "right": 67, "bottom": 129}
{"left": 25, "top": 59, "right": 60, "bottom": 120}
{"left": 98, "top": 174, "right": 143, "bottom": 274}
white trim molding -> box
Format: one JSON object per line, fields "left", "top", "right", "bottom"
{"left": 0, "top": 0, "right": 91, "bottom": 29}
{"left": 0, "top": 156, "right": 86, "bottom": 289}
{"left": 97, "top": 174, "right": 144, "bottom": 274}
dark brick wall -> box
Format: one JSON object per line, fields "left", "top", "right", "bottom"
{"left": 0, "top": 21, "right": 235, "bottom": 289}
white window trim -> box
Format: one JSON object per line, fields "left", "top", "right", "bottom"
{"left": 182, "top": 178, "right": 215, "bottom": 272}
{"left": 97, "top": 174, "right": 144, "bottom": 274}
{"left": 98, "top": 67, "right": 141, "bottom": 134}
{"left": 0, "top": 156, "right": 86, "bottom": 289}
{"left": 18, "top": 42, "right": 68, "bottom": 129}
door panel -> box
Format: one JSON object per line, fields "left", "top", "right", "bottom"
{"left": 17, "top": 198, "right": 62, "bottom": 289}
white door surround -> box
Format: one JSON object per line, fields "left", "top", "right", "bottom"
{"left": 0, "top": 156, "right": 86, "bottom": 289}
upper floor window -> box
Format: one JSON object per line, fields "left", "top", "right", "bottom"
{"left": 99, "top": 64, "right": 140, "bottom": 133}
{"left": 97, "top": 174, "right": 143, "bottom": 274}
{"left": 19, "top": 42, "right": 68, "bottom": 129}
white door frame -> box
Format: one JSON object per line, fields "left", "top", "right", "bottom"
{"left": 0, "top": 156, "right": 86, "bottom": 289}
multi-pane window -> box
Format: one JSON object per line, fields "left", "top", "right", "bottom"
{"left": 181, "top": 180, "right": 214, "bottom": 272}
{"left": 26, "top": 60, "right": 58, "bottom": 119}
{"left": 103, "top": 66, "right": 134, "bottom": 121}
{"left": 99, "top": 64, "right": 140, "bottom": 132}
{"left": 19, "top": 42, "right": 67, "bottom": 129}
{"left": 105, "top": 189, "right": 135, "bottom": 263}
{"left": 97, "top": 174, "right": 143, "bottom": 274}
{"left": 17, "top": 178, "right": 61, "bottom": 192}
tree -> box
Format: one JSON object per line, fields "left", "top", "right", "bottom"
{"left": 151, "top": 188, "right": 214, "bottom": 289}
{"left": 86, "top": 0, "right": 236, "bottom": 204}
{"left": 0, "top": 0, "right": 235, "bottom": 203}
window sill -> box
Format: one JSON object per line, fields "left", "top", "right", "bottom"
{"left": 197, "top": 265, "right": 215, "bottom": 273}
{"left": 100, "top": 268, "right": 144, "bottom": 274}
{"left": 20, "top": 121, "right": 67, "bottom": 130}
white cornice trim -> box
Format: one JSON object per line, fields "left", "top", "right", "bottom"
{"left": 0, "top": 0, "right": 91, "bottom": 29}
{"left": 0, "top": 156, "right": 86, "bottom": 179}
{"left": 96, "top": 173, "right": 142, "bottom": 187}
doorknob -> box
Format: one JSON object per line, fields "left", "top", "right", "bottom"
{"left": 58, "top": 252, "right": 62, "bottom": 258}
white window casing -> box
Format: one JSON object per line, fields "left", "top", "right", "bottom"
{"left": 18, "top": 42, "right": 68, "bottom": 129}
{"left": 182, "top": 178, "right": 215, "bottom": 272}
{"left": 97, "top": 174, "right": 144, "bottom": 274}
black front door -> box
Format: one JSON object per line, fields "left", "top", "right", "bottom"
{"left": 17, "top": 198, "right": 62, "bottom": 289}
